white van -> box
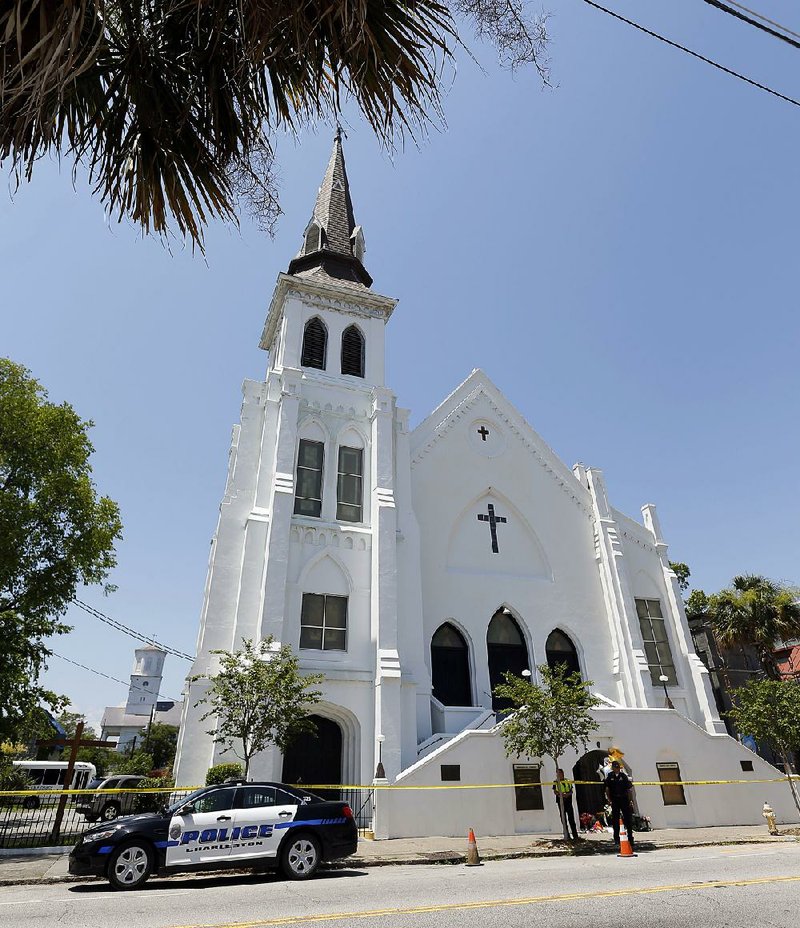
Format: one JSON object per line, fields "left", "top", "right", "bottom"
{"left": 12, "top": 761, "right": 97, "bottom": 809}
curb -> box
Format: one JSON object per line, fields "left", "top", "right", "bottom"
{"left": 0, "top": 835, "right": 796, "bottom": 888}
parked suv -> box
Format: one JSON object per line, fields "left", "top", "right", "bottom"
{"left": 76, "top": 775, "right": 146, "bottom": 822}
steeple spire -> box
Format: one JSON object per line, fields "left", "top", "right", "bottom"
{"left": 288, "top": 132, "right": 372, "bottom": 287}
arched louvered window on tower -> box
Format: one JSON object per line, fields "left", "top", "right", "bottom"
{"left": 341, "top": 325, "right": 365, "bottom": 377}
{"left": 304, "top": 221, "right": 324, "bottom": 254}
{"left": 301, "top": 318, "right": 327, "bottom": 370}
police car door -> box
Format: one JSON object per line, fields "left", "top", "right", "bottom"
{"left": 166, "top": 786, "right": 237, "bottom": 867}
{"left": 228, "top": 786, "right": 297, "bottom": 862}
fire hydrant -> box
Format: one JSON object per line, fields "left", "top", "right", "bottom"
{"left": 762, "top": 802, "right": 778, "bottom": 835}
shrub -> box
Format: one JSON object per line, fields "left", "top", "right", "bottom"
{"left": 133, "top": 775, "right": 176, "bottom": 813}
{"left": 205, "top": 762, "right": 243, "bottom": 786}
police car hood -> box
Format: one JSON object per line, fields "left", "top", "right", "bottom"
{"left": 84, "top": 811, "right": 166, "bottom": 836}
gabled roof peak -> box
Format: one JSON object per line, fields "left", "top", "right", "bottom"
{"left": 288, "top": 132, "right": 372, "bottom": 288}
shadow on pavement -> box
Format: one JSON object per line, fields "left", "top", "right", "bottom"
{"left": 68, "top": 867, "right": 367, "bottom": 893}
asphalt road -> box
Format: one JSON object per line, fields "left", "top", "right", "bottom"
{"left": 1, "top": 843, "right": 799, "bottom": 928}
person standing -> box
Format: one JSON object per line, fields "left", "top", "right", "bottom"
{"left": 552, "top": 768, "right": 579, "bottom": 840}
{"left": 604, "top": 760, "right": 634, "bottom": 848}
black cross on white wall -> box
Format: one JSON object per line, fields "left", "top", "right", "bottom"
{"left": 477, "top": 426, "right": 489, "bottom": 441}
{"left": 477, "top": 503, "right": 507, "bottom": 554}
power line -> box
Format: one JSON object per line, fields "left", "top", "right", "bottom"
{"left": 51, "top": 650, "right": 181, "bottom": 705}
{"left": 702, "top": 0, "right": 800, "bottom": 50}
{"left": 71, "top": 598, "right": 194, "bottom": 662}
{"left": 716, "top": 0, "right": 800, "bottom": 42}
{"left": 582, "top": 0, "right": 800, "bottom": 108}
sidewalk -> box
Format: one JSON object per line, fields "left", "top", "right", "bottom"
{"left": 0, "top": 824, "right": 797, "bottom": 887}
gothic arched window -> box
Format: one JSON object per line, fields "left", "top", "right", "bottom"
{"left": 431, "top": 623, "right": 472, "bottom": 707}
{"left": 487, "top": 609, "right": 530, "bottom": 712}
{"left": 545, "top": 629, "right": 582, "bottom": 679}
{"left": 340, "top": 325, "right": 365, "bottom": 378}
{"left": 301, "top": 317, "right": 327, "bottom": 370}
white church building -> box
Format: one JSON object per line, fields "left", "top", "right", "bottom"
{"left": 174, "top": 136, "right": 797, "bottom": 835}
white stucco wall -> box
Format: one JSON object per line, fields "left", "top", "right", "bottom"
{"left": 374, "top": 707, "right": 799, "bottom": 839}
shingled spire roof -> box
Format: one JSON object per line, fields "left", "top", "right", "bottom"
{"left": 288, "top": 130, "right": 372, "bottom": 288}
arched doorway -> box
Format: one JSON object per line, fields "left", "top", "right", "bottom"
{"left": 431, "top": 623, "right": 472, "bottom": 706}
{"left": 545, "top": 629, "right": 581, "bottom": 678}
{"left": 487, "top": 609, "right": 530, "bottom": 713}
{"left": 282, "top": 715, "right": 342, "bottom": 800}
{"left": 572, "top": 749, "right": 607, "bottom": 819}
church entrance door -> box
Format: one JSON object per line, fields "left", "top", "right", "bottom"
{"left": 572, "top": 749, "right": 607, "bottom": 821}
{"left": 431, "top": 623, "right": 472, "bottom": 706}
{"left": 281, "top": 715, "right": 342, "bottom": 800}
{"left": 487, "top": 610, "right": 530, "bottom": 713}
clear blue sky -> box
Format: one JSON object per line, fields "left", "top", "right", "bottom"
{"left": 2, "top": 0, "right": 798, "bottom": 728}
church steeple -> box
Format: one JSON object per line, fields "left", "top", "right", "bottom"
{"left": 288, "top": 130, "right": 372, "bottom": 288}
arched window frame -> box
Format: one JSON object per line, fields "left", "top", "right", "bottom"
{"left": 301, "top": 316, "right": 328, "bottom": 370}
{"left": 340, "top": 324, "right": 365, "bottom": 378}
{"left": 430, "top": 620, "right": 474, "bottom": 707}
{"left": 544, "top": 627, "right": 583, "bottom": 680}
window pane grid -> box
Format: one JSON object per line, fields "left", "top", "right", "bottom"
{"left": 294, "top": 440, "right": 324, "bottom": 517}
{"left": 336, "top": 447, "right": 363, "bottom": 523}
{"left": 300, "top": 594, "right": 347, "bottom": 651}
{"left": 636, "top": 598, "right": 678, "bottom": 686}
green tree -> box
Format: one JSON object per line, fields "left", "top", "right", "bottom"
{"left": 142, "top": 723, "right": 179, "bottom": 770}
{"left": 493, "top": 663, "right": 600, "bottom": 840}
{"left": 706, "top": 576, "right": 800, "bottom": 679}
{"left": 669, "top": 562, "right": 691, "bottom": 594}
{"left": 0, "top": 1, "right": 548, "bottom": 248}
{"left": 0, "top": 359, "right": 122, "bottom": 744}
{"left": 726, "top": 678, "right": 800, "bottom": 816}
{"left": 193, "top": 637, "right": 324, "bottom": 779}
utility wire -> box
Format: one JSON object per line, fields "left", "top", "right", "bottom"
{"left": 71, "top": 598, "right": 194, "bottom": 662}
{"left": 702, "top": 0, "right": 800, "bottom": 50}
{"left": 582, "top": 0, "right": 800, "bottom": 108}
{"left": 715, "top": 0, "right": 800, "bottom": 42}
{"left": 51, "top": 650, "right": 181, "bottom": 705}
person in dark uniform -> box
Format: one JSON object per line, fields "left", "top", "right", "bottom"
{"left": 604, "top": 760, "right": 634, "bottom": 848}
{"left": 552, "top": 768, "right": 579, "bottom": 840}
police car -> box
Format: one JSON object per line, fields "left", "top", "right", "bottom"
{"left": 69, "top": 780, "right": 358, "bottom": 889}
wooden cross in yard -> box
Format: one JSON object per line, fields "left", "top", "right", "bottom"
{"left": 37, "top": 721, "right": 117, "bottom": 840}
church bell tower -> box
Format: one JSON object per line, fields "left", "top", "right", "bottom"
{"left": 174, "top": 134, "right": 427, "bottom": 789}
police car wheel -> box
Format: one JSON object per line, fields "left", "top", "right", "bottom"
{"left": 108, "top": 841, "right": 153, "bottom": 890}
{"left": 280, "top": 833, "right": 321, "bottom": 880}
{"left": 102, "top": 802, "right": 121, "bottom": 821}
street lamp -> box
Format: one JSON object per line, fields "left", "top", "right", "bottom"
{"left": 659, "top": 674, "right": 674, "bottom": 710}
{"left": 375, "top": 734, "right": 386, "bottom": 780}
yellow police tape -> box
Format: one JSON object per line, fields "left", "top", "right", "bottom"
{"left": 0, "top": 776, "right": 795, "bottom": 796}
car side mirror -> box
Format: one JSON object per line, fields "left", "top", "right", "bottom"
{"left": 179, "top": 802, "right": 195, "bottom": 815}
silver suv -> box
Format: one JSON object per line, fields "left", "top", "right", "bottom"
{"left": 76, "top": 775, "right": 145, "bottom": 822}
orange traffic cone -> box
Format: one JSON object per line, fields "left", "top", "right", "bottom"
{"left": 465, "top": 827, "right": 483, "bottom": 866}
{"left": 617, "top": 818, "right": 636, "bottom": 858}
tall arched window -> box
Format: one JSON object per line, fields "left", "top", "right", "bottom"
{"left": 301, "top": 317, "right": 327, "bottom": 370}
{"left": 487, "top": 609, "right": 530, "bottom": 712}
{"left": 545, "top": 629, "right": 582, "bottom": 679}
{"left": 431, "top": 623, "right": 472, "bottom": 707}
{"left": 340, "top": 325, "right": 365, "bottom": 377}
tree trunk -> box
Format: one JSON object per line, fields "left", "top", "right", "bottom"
{"left": 553, "top": 757, "right": 570, "bottom": 841}
{"left": 781, "top": 751, "right": 800, "bottom": 818}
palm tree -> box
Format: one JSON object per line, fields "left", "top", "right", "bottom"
{"left": 0, "top": 1, "right": 549, "bottom": 249}
{"left": 708, "top": 576, "right": 800, "bottom": 679}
